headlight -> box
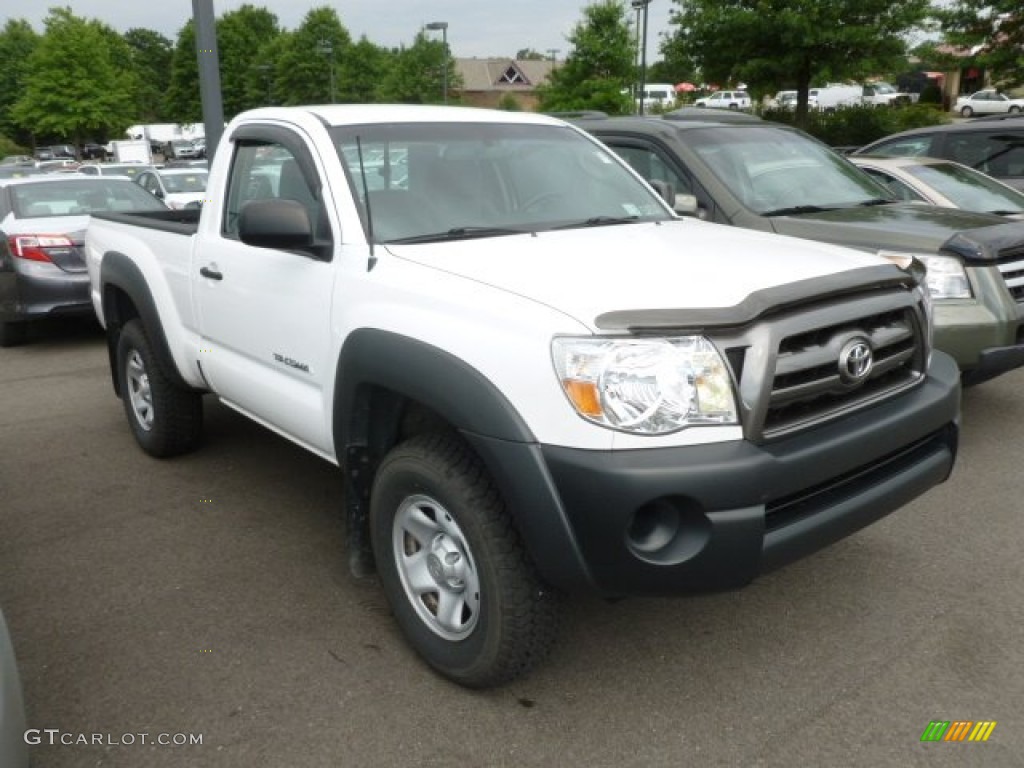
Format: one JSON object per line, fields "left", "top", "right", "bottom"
{"left": 880, "top": 251, "right": 971, "bottom": 299}
{"left": 551, "top": 336, "right": 738, "bottom": 434}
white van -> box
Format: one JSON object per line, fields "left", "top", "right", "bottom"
{"left": 638, "top": 83, "right": 676, "bottom": 111}
{"left": 809, "top": 84, "right": 862, "bottom": 110}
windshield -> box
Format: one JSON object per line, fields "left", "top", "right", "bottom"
{"left": 331, "top": 122, "right": 672, "bottom": 243}
{"left": 160, "top": 171, "right": 208, "bottom": 194}
{"left": 906, "top": 162, "right": 1024, "bottom": 214}
{"left": 685, "top": 125, "right": 894, "bottom": 215}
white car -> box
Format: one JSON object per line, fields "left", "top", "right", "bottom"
{"left": 694, "top": 90, "right": 751, "bottom": 110}
{"left": 954, "top": 89, "right": 1024, "bottom": 117}
{"left": 134, "top": 167, "right": 208, "bottom": 209}
{"left": 850, "top": 155, "right": 1024, "bottom": 219}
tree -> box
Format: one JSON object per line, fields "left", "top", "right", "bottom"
{"left": 536, "top": 1, "right": 635, "bottom": 115}
{"left": 663, "top": 0, "right": 930, "bottom": 123}
{"left": 937, "top": 1, "right": 1024, "bottom": 87}
{"left": 165, "top": 20, "right": 202, "bottom": 123}
{"left": 217, "top": 4, "right": 280, "bottom": 116}
{"left": 516, "top": 48, "right": 547, "bottom": 60}
{"left": 124, "top": 28, "right": 174, "bottom": 122}
{"left": 379, "top": 32, "right": 460, "bottom": 104}
{"left": 342, "top": 37, "right": 391, "bottom": 104}
{"left": 0, "top": 20, "right": 40, "bottom": 145}
{"left": 274, "top": 7, "right": 352, "bottom": 105}
{"left": 11, "top": 8, "right": 136, "bottom": 144}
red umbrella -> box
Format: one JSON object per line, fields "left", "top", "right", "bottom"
{"left": 675, "top": 82, "right": 697, "bottom": 93}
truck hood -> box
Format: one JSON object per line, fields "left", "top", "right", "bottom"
{"left": 771, "top": 203, "right": 1024, "bottom": 259}
{"left": 386, "top": 219, "right": 896, "bottom": 330}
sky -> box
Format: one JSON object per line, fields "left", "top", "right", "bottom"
{"left": 0, "top": 0, "right": 676, "bottom": 61}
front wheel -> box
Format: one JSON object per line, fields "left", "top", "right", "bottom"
{"left": 960, "top": 106, "right": 974, "bottom": 117}
{"left": 370, "top": 433, "right": 559, "bottom": 688}
{"left": 116, "top": 319, "right": 203, "bottom": 457}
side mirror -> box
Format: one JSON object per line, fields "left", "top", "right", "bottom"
{"left": 238, "top": 198, "right": 313, "bottom": 251}
{"left": 673, "top": 193, "right": 699, "bottom": 216}
{"left": 647, "top": 178, "right": 676, "bottom": 207}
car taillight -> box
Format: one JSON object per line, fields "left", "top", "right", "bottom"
{"left": 7, "top": 235, "right": 74, "bottom": 263}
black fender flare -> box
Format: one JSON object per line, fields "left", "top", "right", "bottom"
{"left": 99, "top": 252, "right": 194, "bottom": 395}
{"left": 333, "top": 328, "right": 594, "bottom": 593}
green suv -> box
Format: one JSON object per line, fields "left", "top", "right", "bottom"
{"left": 577, "top": 115, "right": 1024, "bottom": 384}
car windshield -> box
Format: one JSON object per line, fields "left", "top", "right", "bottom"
{"left": 160, "top": 171, "right": 208, "bottom": 193}
{"left": 685, "top": 125, "right": 894, "bottom": 214}
{"left": 331, "top": 122, "right": 671, "bottom": 243}
{"left": 9, "top": 179, "right": 169, "bottom": 217}
{"left": 905, "top": 162, "right": 1024, "bottom": 214}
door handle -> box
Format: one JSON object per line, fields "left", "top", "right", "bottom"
{"left": 199, "top": 265, "right": 223, "bottom": 280}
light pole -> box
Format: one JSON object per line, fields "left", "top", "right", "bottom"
{"left": 255, "top": 63, "right": 273, "bottom": 105}
{"left": 425, "top": 21, "right": 449, "bottom": 104}
{"left": 317, "top": 38, "right": 336, "bottom": 103}
{"left": 631, "top": 0, "right": 652, "bottom": 115}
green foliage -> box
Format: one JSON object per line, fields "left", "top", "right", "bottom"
{"left": 274, "top": 7, "right": 352, "bottom": 105}
{"left": 165, "top": 21, "right": 201, "bottom": 123}
{"left": 124, "top": 28, "right": 174, "bottom": 122}
{"left": 11, "top": 8, "right": 136, "bottom": 142}
{"left": 217, "top": 4, "right": 280, "bottom": 117}
{"left": 343, "top": 37, "right": 391, "bottom": 104}
{"left": 0, "top": 20, "right": 39, "bottom": 144}
{"left": 516, "top": 48, "right": 547, "bottom": 61}
{"left": 664, "top": 0, "right": 930, "bottom": 123}
{"left": 379, "top": 31, "right": 461, "bottom": 104}
{"left": 764, "top": 103, "right": 950, "bottom": 147}
{"left": 537, "top": 1, "right": 635, "bottom": 115}
{"left": 0, "top": 135, "right": 27, "bottom": 156}
{"left": 937, "top": 0, "right": 1024, "bottom": 88}
{"left": 497, "top": 93, "right": 523, "bottom": 111}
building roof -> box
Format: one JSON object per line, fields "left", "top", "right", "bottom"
{"left": 454, "top": 58, "right": 556, "bottom": 92}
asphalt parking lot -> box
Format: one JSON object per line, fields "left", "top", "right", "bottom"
{"left": 2, "top": 319, "right": 1023, "bottom": 768}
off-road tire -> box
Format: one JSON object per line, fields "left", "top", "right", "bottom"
{"left": 370, "top": 433, "right": 559, "bottom": 688}
{"left": 116, "top": 319, "right": 202, "bottom": 457}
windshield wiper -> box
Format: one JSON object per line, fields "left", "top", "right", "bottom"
{"left": 551, "top": 215, "right": 641, "bottom": 230}
{"left": 386, "top": 226, "right": 529, "bottom": 244}
{"left": 858, "top": 198, "right": 892, "bottom": 207}
{"left": 761, "top": 204, "right": 833, "bottom": 216}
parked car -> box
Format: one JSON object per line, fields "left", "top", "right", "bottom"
{"left": 954, "top": 89, "right": 1024, "bottom": 117}
{"left": 48, "top": 144, "right": 78, "bottom": 160}
{"left": 166, "top": 139, "right": 199, "bottom": 160}
{"left": 0, "top": 155, "right": 35, "bottom": 167}
{"left": 809, "top": 84, "right": 862, "bottom": 111}
{"left": 32, "top": 147, "right": 54, "bottom": 162}
{"left": 0, "top": 166, "right": 41, "bottom": 180}
{"left": 575, "top": 114, "right": 1024, "bottom": 384}
{"left": 0, "top": 175, "right": 169, "bottom": 345}
{"left": 36, "top": 159, "right": 80, "bottom": 174}
{"left": 0, "top": 608, "right": 28, "bottom": 768}
{"left": 191, "top": 137, "right": 206, "bottom": 158}
{"left": 853, "top": 114, "right": 1024, "bottom": 190}
{"left": 693, "top": 90, "right": 751, "bottom": 110}
{"left": 77, "top": 162, "right": 155, "bottom": 181}
{"left": 861, "top": 81, "right": 912, "bottom": 107}
{"left": 134, "top": 167, "right": 208, "bottom": 209}
{"left": 850, "top": 155, "right": 1024, "bottom": 219}
{"left": 767, "top": 90, "right": 797, "bottom": 110}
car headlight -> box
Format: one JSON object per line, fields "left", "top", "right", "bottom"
{"left": 880, "top": 251, "right": 971, "bottom": 300}
{"left": 551, "top": 336, "right": 738, "bottom": 434}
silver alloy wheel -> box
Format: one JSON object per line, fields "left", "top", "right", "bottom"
{"left": 125, "top": 349, "right": 154, "bottom": 431}
{"left": 392, "top": 493, "right": 481, "bottom": 641}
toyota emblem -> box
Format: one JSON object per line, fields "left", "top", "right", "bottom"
{"left": 838, "top": 337, "right": 873, "bottom": 384}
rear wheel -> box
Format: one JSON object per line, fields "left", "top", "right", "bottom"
{"left": 116, "top": 319, "right": 202, "bottom": 457}
{"left": 1010, "top": 106, "right": 1022, "bottom": 114}
{"left": 370, "top": 433, "right": 559, "bottom": 688}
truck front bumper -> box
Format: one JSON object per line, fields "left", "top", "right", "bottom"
{"left": 468, "top": 351, "right": 960, "bottom": 597}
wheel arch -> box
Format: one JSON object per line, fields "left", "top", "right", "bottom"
{"left": 333, "top": 328, "right": 594, "bottom": 593}
{"left": 99, "top": 252, "right": 190, "bottom": 396}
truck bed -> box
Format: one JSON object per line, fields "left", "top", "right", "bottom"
{"left": 91, "top": 208, "right": 202, "bottom": 237}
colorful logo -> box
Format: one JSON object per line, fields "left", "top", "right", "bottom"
{"left": 920, "top": 721, "right": 997, "bottom": 742}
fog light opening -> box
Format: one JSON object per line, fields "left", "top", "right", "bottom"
{"left": 627, "top": 500, "right": 681, "bottom": 555}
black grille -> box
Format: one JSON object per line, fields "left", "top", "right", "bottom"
{"left": 763, "top": 307, "right": 924, "bottom": 438}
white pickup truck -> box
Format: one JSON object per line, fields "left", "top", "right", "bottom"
{"left": 86, "top": 105, "right": 960, "bottom": 687}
